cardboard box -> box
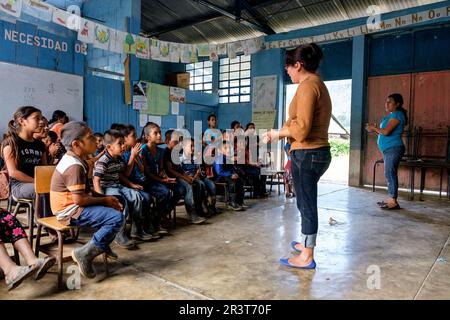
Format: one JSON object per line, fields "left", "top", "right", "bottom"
{"left": 166, "top": 72, "right": 190, "bottom": 89}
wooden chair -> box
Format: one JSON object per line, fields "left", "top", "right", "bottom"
{"left": 7, "top": 189, "right": 35, "bottom": 247}
{"left": 33, "top": 165, "right": 108, "bottom": 289}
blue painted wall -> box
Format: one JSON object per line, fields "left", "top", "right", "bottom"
{"left": 0, "top": 17, "right": 85, "bottom": 75}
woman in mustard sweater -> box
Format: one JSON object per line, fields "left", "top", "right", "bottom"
{"left": 264, "top": 43, "right": 332, "bottom": 269}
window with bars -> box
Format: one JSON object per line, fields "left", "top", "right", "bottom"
{"left": 219, "top": 55, "right": 251, "bottom": 103}
{"left": 186, "top": 61, "right": 213, "bottom": 93}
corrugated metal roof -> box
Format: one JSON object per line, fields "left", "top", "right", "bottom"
{"left": 141, "top": 0, "right": 447, "bottom": 43}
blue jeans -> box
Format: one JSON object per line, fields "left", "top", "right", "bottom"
{"left": 216, "top": 175, "right": 245, "bottom": 205}
{"left": 105, "top": 185, "right": 144, "bottom": 221}
{"left": 291, "top": 147, "right": 331, "bottom": 248}
{"left": 145, "top": 181, "right": 184, "bottom": 217}
{"left": 70, "top": 206, "right": 123, "bottom": 251}
{"left": 382, "top": 145, "right": 405, "bottom": 199}
{"left": 177, "top": 178, "right": 200, "bottom": 216}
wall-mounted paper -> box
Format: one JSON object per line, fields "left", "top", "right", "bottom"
{"left": 177, "top": 116, "right": 185, "bottom": 129}
{"left": 171, "top": 102, "right": 179, "bottom": 115}
{"left": 146, "top": 83, "right": 170, "bottom": 115}
{"left": 169, "top": 87, "right": 186, "bottom": 103}
{"left": 139, "top": 113, "right": 148, "bottom": 127}
{"left": 148, "top": 115, "right": 162, "bottom": 127}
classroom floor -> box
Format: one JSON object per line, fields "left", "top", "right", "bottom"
{"left": 1, "top": 183, "right": 450, "bottom": 300}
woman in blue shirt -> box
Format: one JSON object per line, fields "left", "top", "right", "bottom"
{"left": 366, "top": 93, "right": 407, "bottom": 210}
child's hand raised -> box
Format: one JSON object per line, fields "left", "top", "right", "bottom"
{"left": 131, "top": 143, "right": 143, "bottom": 158}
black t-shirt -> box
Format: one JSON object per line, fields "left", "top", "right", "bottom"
{"left": 163, "top": 147, "right": 184, "bottom": 177}
{"left": 16, "top": 137, "right": 45, "bottom": 178}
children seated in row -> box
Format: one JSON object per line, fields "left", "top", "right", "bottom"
{"left": 163, "top": 130, "right": 207, "bottom": 224}
{"left": 213, "top": 139, "right": 246, "bottom": 211}
{"left": 50, "top": 121, "right": 125, "bottom": 278}
{"left": 0, "top": 208, "right": 55, "bottom": 290}
{"left": 140, "top": 122, "right": 185, "bottom": 226}
{"left": 43, "top": 131, "right": 66, "bottom": 165}
{"left": 180, "top": 138, "right": 217, "bottom": 217}
{"left": 93, "top": 132, "right": 105, "bottom": 157}
{"left": 1, "top": 106, "right": 47, "bottom": 201}
{"left": 48, "top": 110, "right": 69, "bottom": 140}
{"left": 120, "top": 124, "right": 165, "bottom": 238}
{"left": 93, "top": 130, "right": 149, "bottom": 247}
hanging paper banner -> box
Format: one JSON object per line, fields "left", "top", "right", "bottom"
{"left": 209, "top": 44, "right": 219, "bottom": 62}
{"left": 227, "top": 42, "right": 237, "bottom": 59}
{"left": 136, "top": 37, "right": 150, "bottom": 59}
{"left": 123, "top": 33, "right": 137, "bottom": 55}
{"left": 180, "top": 44, "right": 190, "bottom": 64}
{"left": 189, "top": 45, "right": 198, "bottom": 63}
{"left": 217, "top": 43, "right": 227, "bottom": 55}
{"left": 158, "top": 41, "right": 170, "bottom": 62}
{"left": 78, "top": 18, "right": 95, "bottom": 44}
{"left": 109, "top": 30, "right": 125, "bottom": 54}
{"left": 52, "top": 7, "right": 70, "bottom": 28}
{"left": 93, "top": 24, "right": 111, "bottom": 50}
{"left": 21, "top": 0, "right": 52, "bottom": 22}
{"left": 150, "top": 39, "right": 161, "bottom": 60}
{"left": 197, "top": 44, "right": 210, "bottom": 57}
{"left": 242, "top": 38, "right": 259, "bottom": 56}
{"left": 169, "top": 43, "right": 180, "bottom": 63}
{"left": 0, "top": 0, "right": 22, "bottom": 18}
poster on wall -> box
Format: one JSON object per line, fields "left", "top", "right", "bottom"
{"left": 146, "top": 83, "right": 170, "bottom": 116}
{"left": 169, "top": 87, "right": 186, "bottom": 104}
{"left": 133, "top": 82, "right": 148, "bottom": 111}
{"left": 0, "top": 0, "right": 22, "bottom": 18}
{"left": 252, "top": 75, "right": 277, "bottom": 130}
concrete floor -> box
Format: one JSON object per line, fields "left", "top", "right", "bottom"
{"left": 1, "top": 183, "right": 450, "bottom": 300}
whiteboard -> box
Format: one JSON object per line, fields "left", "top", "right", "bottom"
{"left": 0, "top": 62, "right": 83, "bottom": 134}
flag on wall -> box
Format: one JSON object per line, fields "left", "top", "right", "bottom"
{"left": 93, "top": 24, "right": 111, "bottom": 50}
{"left": 158, "top": 41, "right": 170, "bottom": 62}
{"left": 21, "top": 0, "right": 52, "bottom": 22}
{"left": 169, "top": 43, "right": 180, "bottom": 63}
{"left": 136, "top": 37, "right": 150, "bottom": 59}
{"left": 209, "top": 44, "right": 218, "bottom": 62}
{"left": 52, "top": 7, "right": 70, "bottom": 28}
{"left": 0, "top": 0, "right": 23, "bottom": 18}
{"left": 78, "top": 18, "right": 95, "bottom": 44}
{"left": 197, "top": 44, "right": 210, "bottom": 57}
{"left": 123, "top": 33, "right": 137, "bottom": 55}
{"left": 109, "top": 29, "right": 125, "bottom": 54}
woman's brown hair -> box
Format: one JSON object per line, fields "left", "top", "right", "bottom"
{"left": 285, "top": 43, "right": 324, "bottom": 72}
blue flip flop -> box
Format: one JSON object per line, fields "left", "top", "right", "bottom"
{"left": 279, "top": 258, "right": 316, "bottom": 269}
{"left": 290, "top": 241, "right": 302, "bottom": 253}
